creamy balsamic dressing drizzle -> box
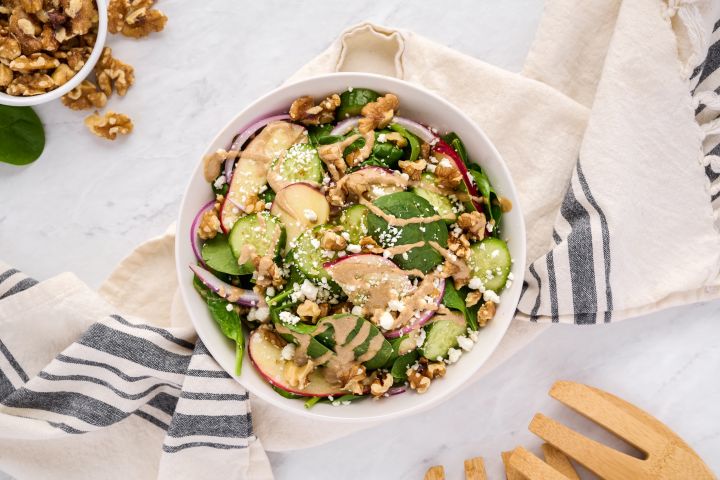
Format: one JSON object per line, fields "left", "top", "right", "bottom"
{"left": 276, "top": 315, "right": 383, "bottom": 388}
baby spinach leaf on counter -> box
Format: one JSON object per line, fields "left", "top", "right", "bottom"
{"left": 201, "top": 234, "right": 243, "bottom": 275}
{"left": 0, "top": 105, "right": 45, "bottom": 166}
{"left": 336, "top": 88, "right": 380, "bottom": 120}
{"left": 390, "top": 123, "right": 420, "bottom": 161}
{"left": 367, "top": 191, "right": 448, "bottom": 273}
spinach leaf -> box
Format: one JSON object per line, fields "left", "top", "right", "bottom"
{"left": 443, "top": 279, "right": 479, "bottom": 330}
{"left": 201, "top": 234, "right": 242, "bottom": 275}
{"left": 0, "top": 105, "right": 45, "bottom": 166}
{"left": 390, "top": 123, "right": 420, "bottom": 161}
{"left": 307, "top": 124, "right": 334, "bottom": 146}
{"left": 441, "top": 132, "right": 468, "bottom": 165}
{"left": 367, "top": 191, "right": 448, "bottom": 273}
{"left": 272, "top": 385, "right": 304, "bottom": 399}
{"left": 193, "top": 271, "right": 244, "bottom": 373}
{"left": 207, "top": 296, "right": 241, "bottom": 340}
{"left": 391, "top": 349, "right": 418, "bottom": 383}
{"left": 469, "top": 169, "right": 502, "bottom": 226}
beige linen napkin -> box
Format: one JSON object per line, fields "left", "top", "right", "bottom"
{"left": 3, "top": 2, "right": 720, "bottom": 478}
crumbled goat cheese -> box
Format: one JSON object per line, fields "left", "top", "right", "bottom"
{"left": 416, "top": 328, "right": 427, "bottom": 347}
{"left": 447, "top": 348, "right": 462, "bottom": 364}
{"left": 255, "top": 307, "right": 269, "bottom": 322}
{"left": 486, "top": 222, "right": 494, "bottom": 232}
{"left": 456, "top": 335, "right": 474, "bottom": 352}
{"left": 439, "top": 158, "right": 452, "bottom": 168}
{"left": 388, "top": 299, "right": 405, "bottom": 312}
{"left": 303, "top": 209, "right": 318, "bottom": 222}
{"left": 379, "top": 311, "right": 394, "bottom": 330}
{"left": 468, "top": 277, "right": 484, "bottom": 290}
{"left": 426, "top": 163, "right": 437, "bottom": 173}
{"left": 468, "top": 329, "right": 479, "bottom": 342}
{"left": 377, "top": 133, "right": 387, "bottom": 143}
{"left": 213, "top": 175, "right": 227, "bottom": 189}
{"left": 351, "top": 305, "right": 364, "bottom": 316}
{"left": 299, "top": 280, "right": 319, "bottom": 301}
{"left": 279, "top": 311, "right": 300, "bottom": 325}
{"left": 483, "top": 289, "right": 501, "bottom": 304}
{"left": 266, "top": 286, "right": 275, "bottom": 297}
{"left": 280, "top": 343, "right": 296, "bottom": 360}
{"left": 225, "top": 303, "right": 234, "bottom": 312}
{"left": 310, "top": 238, "right": 321, "bottom": 249}
{"left": 346, "top": 244, "right": 361, "bottom": 253}
{"left": 340, "top": 231, "right": 350, "bottom": 241}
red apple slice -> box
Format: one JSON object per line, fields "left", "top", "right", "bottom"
{"left": 324, "top": 254, "right": 413, "bottom": 308}
{"left": 248, "top": 330, "right": 345, "bottom": 397}
{"left": 325, "top": 254, "right": 446, "bottom": 338}
{"left": 342, "top": 166, "right": 407, "bottom": 201}
{"left": 220, "top": 121, "right": 306, "bottom": 232}
{"left": 270, "top": 182, "right": 329, "bottom": 246}
{"left": 433, "top": 140, "right": 483, "bottom": 212}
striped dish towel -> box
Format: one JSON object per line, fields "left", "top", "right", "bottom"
{"left": 0, "top": 264, "right": 272, "bottom": 480}
{"left": 515, "top": 0, "right": 720, "bottom": 324}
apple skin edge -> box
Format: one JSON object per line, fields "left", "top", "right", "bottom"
{"left": 247, "top": 330, "right": 346, "bottom": 397}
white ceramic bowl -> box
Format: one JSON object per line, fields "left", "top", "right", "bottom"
{"left": 0, "top": 0, "right": 107, "bottom": 107}
{"left": 176, "top": 73, "right": 526, "bottom": 422}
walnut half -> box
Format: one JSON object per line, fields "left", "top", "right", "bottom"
{"left": 94, "top": 46, "right": 134, "bottom": 96}
{"left": 84, "top": 111, "right": 134, "bottom": 140}
{"left": 289, "top": 94, "right": 340, "bottom": 125}
{"left": 407, "top": 358, "right": 446, "bottom": 394}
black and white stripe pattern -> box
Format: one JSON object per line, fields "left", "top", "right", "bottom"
{"left": 519, "top": 160, "right": 613, "bottom": 324}
{"left": 0, "top": 266, "right": 255, "bottom": 455}
{"left": 692, "top": 16, "right": 720, "bottom": 225}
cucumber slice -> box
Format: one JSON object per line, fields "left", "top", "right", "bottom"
{"left": 336, "top": 88, "right": 380, "bottom": 120}
{"left": 228, "top": 212, "right": 285, "bottom": 274}
{"left": 268, "top": 143, "right": 323, "bottom": 191}
{"left": 338, "top": 204, "right": 369, "bottom": 243}
{"left": 201, "top": 234, "right": 243, "bottom": 275}
{"left": 288, "top": 225, "right": 337, "bottom": 284}
{"left": 467, "top": 237, "right": 511, "bottom": 292}
{"left": 419, "top": 319, "right": 467, "bottom": 360}
{"left": 367, "top": 191, "right": 449, "bottom": 273}
{"left": 412, "top": 173, "right": 456, "bottom": 224}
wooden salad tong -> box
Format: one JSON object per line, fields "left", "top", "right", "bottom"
{"left": 424, "top": 381, "right": 715, "bottom": 479}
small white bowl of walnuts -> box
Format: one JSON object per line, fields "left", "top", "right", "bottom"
{"left": 0, "top": 0, "right": 108, "bottom": 107}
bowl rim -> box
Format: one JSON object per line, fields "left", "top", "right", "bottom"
{"left": 175, "top": 72, "right": 527, "bottom": 422}
{"left": 0, "top": 0, "right": 108, "bottom": 107}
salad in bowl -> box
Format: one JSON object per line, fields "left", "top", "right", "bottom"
{"left": 188, "top": 84, "right": 516, "bottom": 409}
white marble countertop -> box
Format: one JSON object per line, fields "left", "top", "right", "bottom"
{"left": 1, "top": 0, "right": 718, "bottom": 478}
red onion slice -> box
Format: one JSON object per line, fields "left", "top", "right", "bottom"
{"left": 189, "top": 264, "right": 260, "bottom": 307}
{"left": 387, "top": 386, "right": 407, "bottom": 396}
{"left": 384, "top": 278, "right": 446, "bottom": 339}
{"left": 224, "top": 113, "right": 292, "bottom": 181}
{"left": 392, "top": 116, "right": 438, "bottom": 144}
{"left": 330, "top": 116, "right": 360, "bottom": 136}
{"left": 190, "top": 200, "right": 216, "bottom": 266}
{"left": 433, "top": 140, "right": 483, "bottom": 212}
